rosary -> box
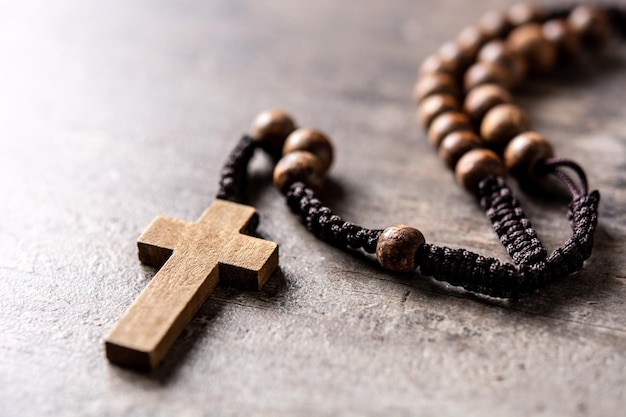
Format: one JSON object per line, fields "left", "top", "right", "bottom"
{"left": 105, "top": 3, "right": 624, "bottom": 370}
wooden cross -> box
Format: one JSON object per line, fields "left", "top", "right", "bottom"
{"left": 105, "top": 199, "right": 278, "bottom": 371}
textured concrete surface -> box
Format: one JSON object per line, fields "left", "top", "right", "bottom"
{"left": 1, "top": 0, "right": 625, "bottom": 416}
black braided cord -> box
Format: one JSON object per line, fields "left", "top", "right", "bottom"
{"left": 216, "top": 134, "right": 257, "bottom": 203}
{"left": 479, "top": 176, "right": 547, "bottom": 265}
{"left": 285, "top": 182, "right": 383, "bottom": 253}
{"left": 284, "top": 179, "right": 599, "bottom": 299}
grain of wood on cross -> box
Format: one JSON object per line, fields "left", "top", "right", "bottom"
{"left": 105, "top": 199, "right": 278, "bottom": 371}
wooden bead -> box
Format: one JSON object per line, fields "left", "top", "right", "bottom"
{"left": 568, "top": 5, "right": 610, "bottom": 46}
{"left": 463, "top": 84, "right": 513, "bottom": 126}
{"left": 543, "top": 19, "right": 581, "bottom": 60}
{"left": 480, "top": 103, "right": 531, "bottom": 148}
{"left": 376, "top": 225, "right": 425, "bottom": 273}
{"left": 477, "top": 40, "right": 527, "bottom": 86}
{"left": 417, "top": 94, "right": 459, "bottom": 129}
{"left": 507, "top": 23, "right": 557, "bottom": 74}
{"left": 283, "top": 128, "right": 334, "bottom": 171}
{"left": 438, "top": 131, "right": 482, "bottom": 169}
{"left": 464, "top": 61, "right": 513, "bottom": 91}
{"left": 273, "top": 151, "right": 325, "bottom": 194}
{"left": 478, "top": 10, "right": 512, "bottom": 40}
{"left": 456, "top": 25, "right": 489, "bottom": 61}
{"left": 413, "top": 72, "right": 458, "bottom": 104}
{"left": 438, "top": 41, "right": 471, "bottom": 77}
{"left": 504, "top": 131, "right": 554, "bottom": 180}
{"left": 507, "top": 2, "right": 545, "bottom": 26}
{"left": 455, "top": 149, "right": 506, "bottom": 193}
{"left": 419, "top": 54, "right": 456, "bottom": 76}
{"left": 427, "top": 112, "right": 472, "bottom": 149}
{"left": 250, "top": 109, "right": 297, "bottom": 155}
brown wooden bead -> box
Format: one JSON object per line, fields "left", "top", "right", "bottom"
{"left": 438, "top": 130, "right": 482, "bottom": 169}
{"left": 568, "top": 5, "right": 610, "bottom": 46}
{"left": 480, "top": 103, "right": 531, "bottom": 148}
{"left": 250, "top": 109, "right": 297, "bottom": 155}
{"left": 507, "top": 23, "right": 557, "bottom": 74}
{"left": 477, "top": 40, "right": 527, "bottom": 86}
{"left": 543, "top": 19, "right": 581, "bottom": 60}
{"left": 427, "top": 112, "right": 472, "bottom": 149}
{"left": 419, "top": 54, "right": 456, "bottom": 76}
{"left": 479, "top": 10, "right": 512, "bottom": 40}
{"left": 507, "top": 2, "right": 545, "bottom": 26}
{"left": 504, "top": 131, "right": 554, "bottom": 180}
{"left": 463, "top": 84, "right": 513, "bottom": 126}
{"left": 464, "top": 61, "right": 513, "bottom": 91}
{"left": 438, "top": 41, "right": 471, "bottom": 77}
{"left": 413, "top": 72, "right": 458, "bottom": 104}
{"left": 455, "top": 149, "right": 506, "bottom": 193}
{"left": 376, "top": 225, "right": 425, "bottom": 273}
{"left": 456, "top": 25, "right": 489, "bottom": 61}
{"left": 417, "top": 94, "right": 459, "bottom": 129}
{"left": 283, "top": 128, "right": 334, "bottom": 171}
{"left": 273, "top": 151, "right": 325, "bottom": 194}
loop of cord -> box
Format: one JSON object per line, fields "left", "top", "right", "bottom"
{"left": 540, "top": 157, "right": 589, "bottom": 199}
{"left": 285, "top": 180, "right": 600, "bottom": 300}
{"left": 420, "top": 181, "right": 599, "bottom": 299}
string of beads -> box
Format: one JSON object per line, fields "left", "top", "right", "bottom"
{"left": 217, "top": 2, "right": 621, "bottom": 299}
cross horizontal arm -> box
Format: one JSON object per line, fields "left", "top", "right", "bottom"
{"left": 138, "top": 216, "right": 190, "bottom": 267}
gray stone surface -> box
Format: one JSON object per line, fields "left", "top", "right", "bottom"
{"left": 1, "top": 0, "right": 625, "bottom": 416}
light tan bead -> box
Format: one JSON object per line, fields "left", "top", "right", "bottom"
{"left": 376, "top": 225, "right": 425, "bottom": 273}
{"left": 507, "top": 2, "right": 545, "bottom": 26}
{"left": 457, "top": 25, "right": 489, "bottom": 60}
{"left": 463, "top": 84, "right": 513, "bottom": 126}
{"left": 481, "top": 103, "right": 531, "bottom": 148}
{"left": 464, "top": 61, "right": 513, "bottom": 91}
{"left": 438, "top": 131, "right": 483, "bottom": 169}
{"left": 568, "top": 5, "right": 611, "bottom": 46}
{"left": 250, "top": 109, "right": 297, "bottom": 155}
{"left": 507, "top": 23, "right": 557, "bottom": 74}
{"left": 543, "top": 19, "right": 581, "bottom": 60}
{"left": 417, "top": 94, "right": 459, "bottom": 129}
{"left": 504, "top": 131, "right": 554, "bottom": 180}
{"left": 427, "top": 112, "right": 472, "bottom": 149}
{"left": 419, "top": 54, "right": 457, "bottom": 76}
{"left": 479, "top": 10, "right": 512, "bottom": 40}
{"left": 413, "top": 72, "right": 458, "bottom": 104}
{"left": 273, "top": 151, "right": 326, "bottom": 194}
{"left": 478, "top": 40, "right": 527, "bottom": 86}
{"left": 455, "top": 149, "right": 506, "bottom": 193}
{"left": 283, "top": 128, "right": 334, "bottom": 171}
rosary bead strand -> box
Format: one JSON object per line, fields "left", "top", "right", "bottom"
{"left": 215, "top": 3, "right": 620, "bottom": 299}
